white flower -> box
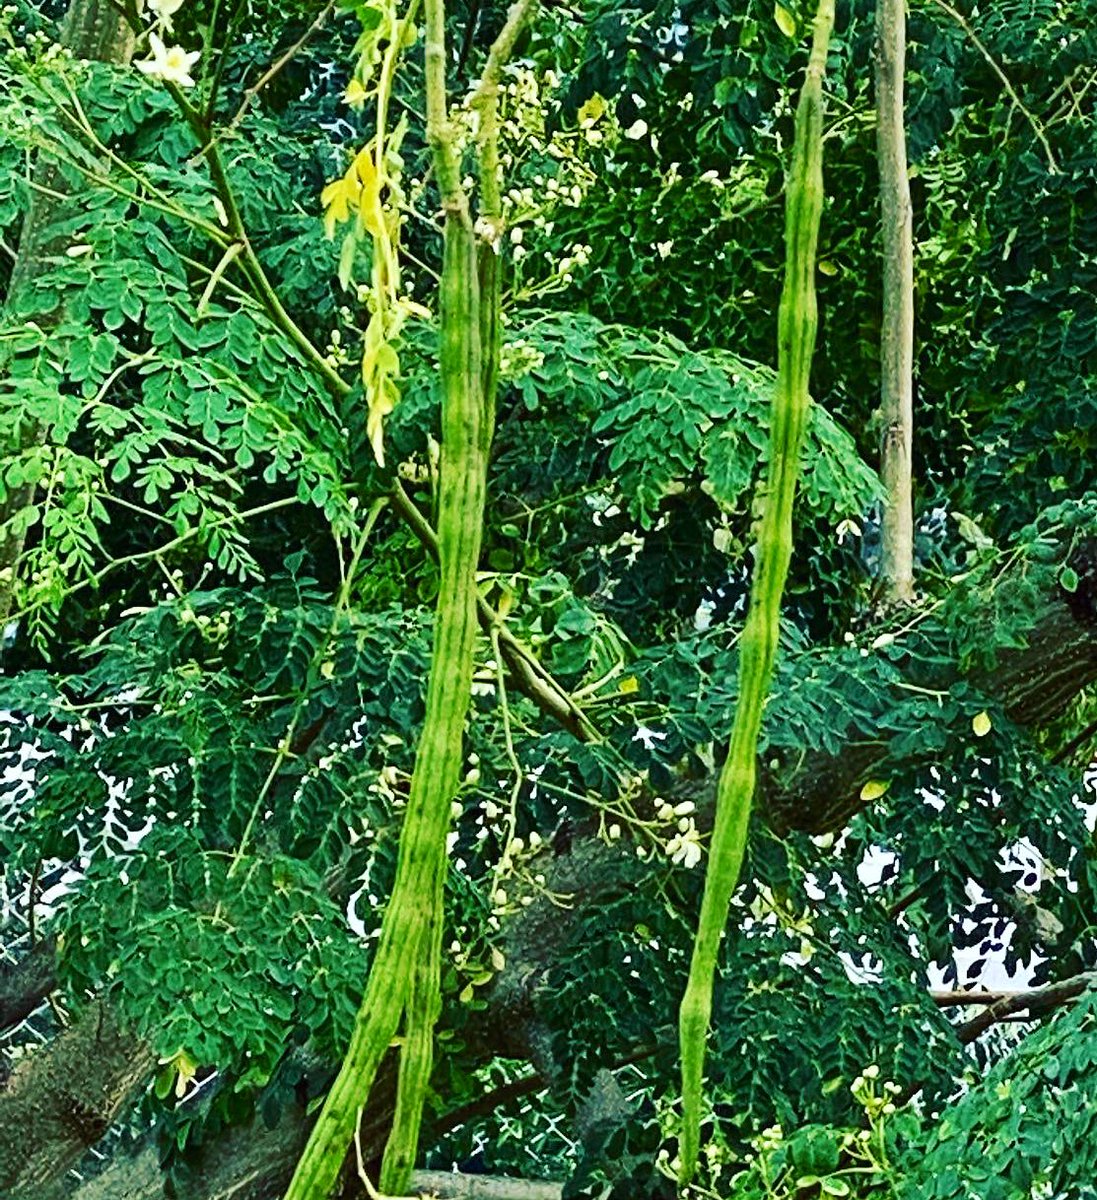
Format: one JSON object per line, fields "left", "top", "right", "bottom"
{"left": 665, "top": 820, "right": 703, "bottom": 869}
{"left": 136, "top": 33, "right": 200, "bottom": 88}
{"left": 145, "top": 0, "right": 184, "bottom": 30}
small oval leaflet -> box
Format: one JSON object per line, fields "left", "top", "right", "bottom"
{"left": 774, "top": 3, "right": 798, "bottom": 37}
{"left": 859, "top": 778, "right": 890, "bottom": 802}
{"left": 972, "top": 710, "right": 992, "bottom": 737}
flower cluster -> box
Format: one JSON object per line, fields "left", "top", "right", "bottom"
{"left": 656, "top": 799, "right": 703, "bottom": 869}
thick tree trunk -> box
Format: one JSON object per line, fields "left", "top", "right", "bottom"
{"left": 0, "top": 1003, "right": 156, "bottom": 1198}
{"left": 0, "top": 0, "right": 136, "bottom": 624}
{"left": 874, "top": 0, "right": 915, "bottom": 603}
{"left": 0, "top": 935, "right": 56, "bottom": 1033}
{"left": 61, "top": 1147, "right": 561, "bottom": 1200}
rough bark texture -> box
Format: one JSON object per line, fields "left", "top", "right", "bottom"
{"left": 57, "top": 1142, "right": 560, "bottom": 1200}
{"left": 874, "top": 0, "right": 915, "bottom": 603}
{"left": 0, "top": 935, "right": 56, "bottom": 1034}
{"left": 0, "top": 0, "right": 136, "bottom": 622}
{"left": 0, "top": 1003, "right": 156, "bottom": 1198}
{"left": 2, "top": 0, "right": 135, "bottom": 303}
{"left": 766, "top": 588, "right": 1097, "bottom": 836}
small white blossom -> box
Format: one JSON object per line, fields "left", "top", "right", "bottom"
{"left": 144, "top": 0, "right": 184, "bottom": 30}
{"left": 665, "top": 820, "right": 703, "bottom": 869}
{"left": 136, "top": 33, "right": 200, "bottom": 88}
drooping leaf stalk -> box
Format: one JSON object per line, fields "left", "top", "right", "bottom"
{"left": 283, "top": 3, "right": 534, "bottom": 1196}
{"left": 676, "top": 0, "right": 834, "bottom": 1184}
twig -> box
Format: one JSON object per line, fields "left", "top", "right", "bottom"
{"left": 948, "top": 972, "right": 1094, "bottom": 1044}
{"left": 886, "top": 881, "right": 928, "bottom": 920}
{"left": 221, "top": 1, "right": 337, "bottom": 139}
{"left": 924, "top": 0, "right": 1059, "bottom": 174}
{"left": 228, "top": 498, "right": 386, "bottom": 874}
{"left": 489, "top": 620, "right": 527, "bottom": 901}
{"left": 391, "top": 481, "right": 597, "bottom": 741}
{"left": 1051, "top": 716, "right": 1097, "bottom": 766}
{"left": 2, "top": 497, "right": 299, "bottom": 628}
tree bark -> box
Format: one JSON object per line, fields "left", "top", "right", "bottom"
{"left": 765, "top": 587, "right": 1097, "bottom": 835}
{"left": 874, "top": 0, "right": 915, "bottom": 603}
{"left": 0, "top": 935, "right": 56, "bottom": 1034}
{"left": 0, "top": 1003, "right": 156, "bottom": 1199}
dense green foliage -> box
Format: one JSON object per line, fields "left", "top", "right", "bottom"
{"left": 1, "top": 0, "right": 1095, "bottom": 1197}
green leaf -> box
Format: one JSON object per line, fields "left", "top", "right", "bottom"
{"left": 774, "top": 3, "right": 797, "bottom": 37}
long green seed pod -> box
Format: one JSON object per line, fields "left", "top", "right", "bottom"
{"left": 284, "top": 4, "right": 532, "bottom": 1193}
{"left": 677, "top": 0, "right": 834, "bottom": 1184}
{"left": 283, "top": 199, "right": 486, "bottom": 1200}
{"left": 380, "top": 872, "right": 445, "bottom": 1191}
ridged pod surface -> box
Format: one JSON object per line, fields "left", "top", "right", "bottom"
{"left": 677, "top": 0, "right": 835, "bottom": 1185}
{"left": 283, "top": 207, "right": 488, "bottom": 1200}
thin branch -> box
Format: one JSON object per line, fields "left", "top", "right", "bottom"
{"left": 221, "top": 1, "right": 337, "bottom": 139}
{"left": 887, "top": 880, "right": 928, "bottom": 920}
{"left": 455, "top": 0, "right": 483, "bottom": 83}
{"left": 2, "top": 497, "right": 300, "bottom": 628}
{"left": 392, "top": 481, "right": 597, "bottom": 741}
{"left": 228, "top": 499, "right": 387, "bottom": 873}
{"left": 924, "top": 0, "right": 1059, "bottom": 174}
{"left": 470, "top": 0, "right": 539, "bottom": 221}
{"left": 946, "top": 972, "right": 1095, "bottom": 1044}
{"left": 168, "top": 81, "right": 354, "bottom": 397}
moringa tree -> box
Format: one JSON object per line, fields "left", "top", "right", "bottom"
{"left": 0, "top": 1, "right": 1094, "bottom": 1199}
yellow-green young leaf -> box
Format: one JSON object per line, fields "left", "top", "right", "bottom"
{"left": 774, "top": 3, "right": 797, "bottom": 37}
{"left": 972, "top": 710, "right": 992, "bottom": 737}
{"left": 619, "top": 675, "right": 639, "bottom": 695}
{"left": 337, "top": 231, "right": 357, "bottom": 290}
{"left": 578, "top": 93, "right": 607, "bottom": 127}
{"left": 458, "top": 983, "right": 475, "bottom": 1004}
{"left": 169, "top": 1049, "right": 199, "bottom": 1099}
{"left": 490, "top": 947, "right": 506, "bottom": 972}
{"left": 817, "top": 259, "right": 839, "bottom": 275}
{"left": 859, "top": 778, "right": 890, "bottom": 802}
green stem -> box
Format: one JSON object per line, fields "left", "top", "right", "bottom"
{"left": 166, "top": 82, "right": 354, "bottom": 399}
{"left": 284, "top": 3, "right": 549, "bottom": 1189}
{"left": 229, "top": 499, "right": 385, "bottom": 875}
{"left": 676, "top": 0, "right": 834, "bottom": 1185}
{"left": 470, "top": 0, "right": 538, "bottom": 223}
{"left": 1, "top": 497, "right": 299, "bottom": 629}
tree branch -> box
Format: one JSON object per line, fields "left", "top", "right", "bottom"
{"left": 924, "top": 0, "right": 1059, "bottom": 174}
{"left": 950, "top": 973, "right": 1094, "bottom": 1044}
{"left": 222, "top": 1, "right": 337, "bottom": 138}
{"left": 0, "top": 936, "right": 56, "bottom": 1036}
